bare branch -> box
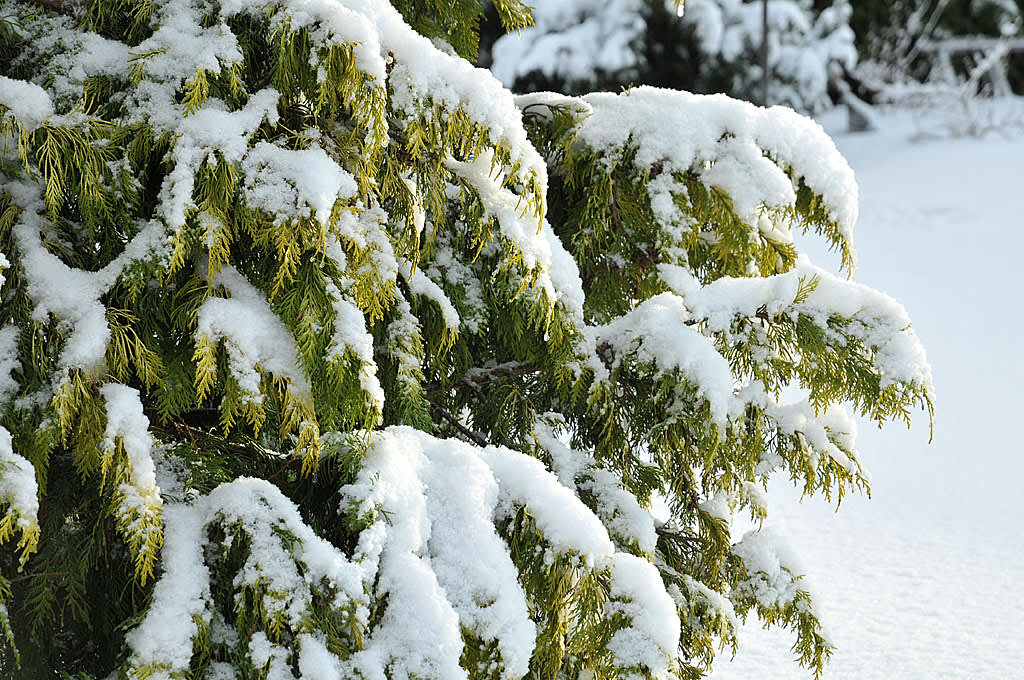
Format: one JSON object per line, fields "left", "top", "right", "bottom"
{"left": 424, "top": 395, "right": 489, "bottom": 447}
{"left": 425, "top": 361, "right": 539, "bottom": 395}
{"left": 9, "top": 570, "right": 72, "bottom": 583}
{"left": 655, "top": 522, "right": 701, "bottom": 545}
{"left": 462, "top": 361, "right": 539, "bottom": 386}
{"left": 157, "top": 417, "right": 286, "bottom": 461}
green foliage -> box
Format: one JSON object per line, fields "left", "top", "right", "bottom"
{"left": 390, "top": 0, "right": 534, "bottom": 59}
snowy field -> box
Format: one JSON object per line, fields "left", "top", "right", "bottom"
{"left": 710, "top": 104, "right": 1024, "bottom": 679}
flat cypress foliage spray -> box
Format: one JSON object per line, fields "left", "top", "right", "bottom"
{"left": 0, "top": 1, "right": 931, "bottom": 678}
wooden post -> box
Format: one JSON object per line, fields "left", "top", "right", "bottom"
{"left": 761, "top": 0, "right": 769, "bottom": 106}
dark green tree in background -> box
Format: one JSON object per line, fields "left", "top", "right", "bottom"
{"left": 483, "top": 0, "right": 858, "bottom": 113}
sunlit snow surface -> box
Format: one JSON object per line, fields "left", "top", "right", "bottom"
{"left": 710, "top": 104, "right": 1024, "bottom": 679}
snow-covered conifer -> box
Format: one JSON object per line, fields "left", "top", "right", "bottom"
{"left": 0, "top": 0, "right": 930, "bottom": 678}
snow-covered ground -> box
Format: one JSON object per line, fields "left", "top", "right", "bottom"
{"left": 710, "top": 104, "right": 1024, "bottom": 679}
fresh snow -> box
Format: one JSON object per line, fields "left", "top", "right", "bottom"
{"left": 9, "top": 180, "right": 165, "bottom": 377}
{"left": 532, "top": 416, "right": 659, "bottom": 554}
{"left": 0, "top": 426, "right": 38, "bottom": 538}
{"left": 662, "top": 256, "right": 932, "bottom": 391}
{"left": 197, "top": 264, "right": 313, "bottom": 400}
{"left": 126, "top": 477, "right": 368, "bottom": 678}
{"left": 241, "top": 141, "right": 358, "bottom": 225}
{"left": 338, "top": 427, "right": 677, "bottom": 680}
{"left": 99, "top": 384, "right": 163, "bottom": 535}
{"left": 401, "top": 263, "right": 461, "bottom": 332}
{"left": 325, "top": 280, "right": 386, "bottom": 410}
{"left": 730, "top": 528, "right": 810, "bottom": 612}
{"left": 4, "top": 1, "right": 1019, "bottom": 675}
{"left": 606, "top": 553, "right": 681, "bottom": 675}
{"left": 0, "top": 326, "right": 20, "bottom": 403}
{"left": 0, "top": 75, "right": 53, "bottom": 130}
{"left": 596, "top": 292, "right": 735, "bottom": 425}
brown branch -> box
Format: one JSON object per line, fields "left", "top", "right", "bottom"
{"left": 425, "top": 361, "right": 539, "bottom": 396}
{"left": 461, "top": 361, "right": 539, "bottom": 387}
{"left": 9, "top": 570, "right": 71, "bottom": 583}
{"left": 424, "top": 395, "right": 488, "bottom": 447}
{"left": 655, "top": 522, "right": 701, "bottom": 545}
{"left": 157, "top": 418, "right": 285, "bottom": 461}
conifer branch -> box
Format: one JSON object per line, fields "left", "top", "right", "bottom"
{"left": 463, "top": 361, "right": 539, "bottom": 385}
{"left": 3, "top": 2, "right": 933, "bottom": 674}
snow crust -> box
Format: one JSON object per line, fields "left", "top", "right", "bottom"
{"left": 740, "top": 382, "right": 858, "bottom": 473}
{"left": 544, "top": 224, "right": 587, "bottom": 320}
{"left": 160, "top": 89, "right": 281, "bottom": 230}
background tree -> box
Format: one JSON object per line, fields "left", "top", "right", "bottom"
{"left": 484, "top": 0, "right": 858, "bottom": 113}
{"left": 0, "top": 1, "right": 931, "bottom": 679}
{"left": 850, "top": 0, "right": 1023, "bottom": 94}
